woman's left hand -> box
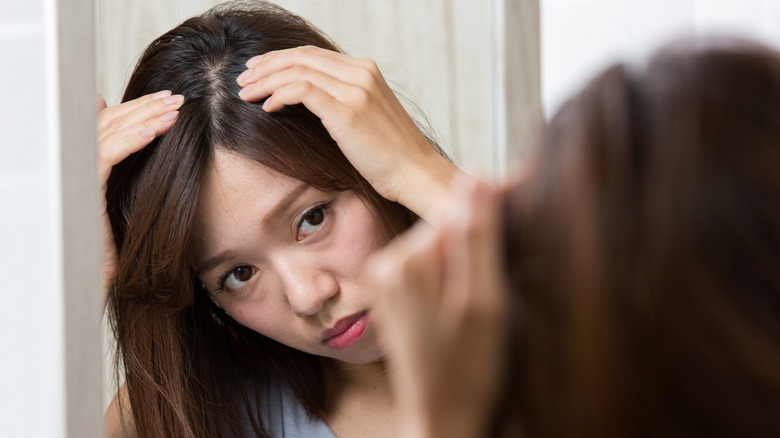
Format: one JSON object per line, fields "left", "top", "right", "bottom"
{"left": 236, "top": 45, "right": 461, "bottom": 224}
{"left": 368, "top": 177, "right": 508, "bottom": 438}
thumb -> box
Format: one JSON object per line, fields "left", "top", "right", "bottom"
{"left": 95, "top": 94, "right": 107, "bottom": 113}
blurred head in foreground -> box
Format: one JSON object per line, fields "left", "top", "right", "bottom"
{"left": 502, "top": 38, "right": 780, "bottom": 437}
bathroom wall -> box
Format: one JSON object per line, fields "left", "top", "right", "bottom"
{"left": 2, "top": 1, "right": 774, "bottom": 434}
{"left": 0, "top": 0, "right": 101, "bottom": 436}
{"left": 542, "top": 0, "right": 780, "bottom": 116}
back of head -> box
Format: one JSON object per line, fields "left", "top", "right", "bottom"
{"left": 105, "top": 2, "right": 416, "bottom": 436}
{"left": 502, "top": 38, "right": 780, "bottom": 437}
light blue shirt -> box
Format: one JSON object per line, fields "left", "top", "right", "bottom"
{"left": 254, "top": 376, "right": 337, "bottom": 438}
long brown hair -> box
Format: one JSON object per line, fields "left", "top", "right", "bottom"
{"left": 106, "top": 2, "right": 420, "bottom": 436}
{"left": 501, "top": 39, "right": 780, "bottom": 436}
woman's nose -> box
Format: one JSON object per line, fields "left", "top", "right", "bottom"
{"left": 276, "top": 259, "right": 340, "bottom": 317}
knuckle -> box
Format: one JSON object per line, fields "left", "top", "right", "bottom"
{"left": 297, "top": 45, "right": 319, "bottom": 57}
{"left": 98, "top": 106, "right": 116, "bottom": 124}
{"left": 357, "top": 59, "right": 381, "bottom": 83}
{"left": 355, "top": 67, "right": 377, "bottom": 89}
{"left": 142, "top": 93, "right": 156, "bottom": 104}
{"left": 290, "top": 64, "right": 309, "bottom": 78}
{"left": 350, "top": 87, "right": 371, "bottom": 108}
{"left": 371, "top": 258, "right": 404, "bottom": 296}
{"left": 96, "top": 143, "right": 113, "bottom": 165}
{"left": 259, "top": 50, "right": 276, "bottom": 64}
{"left": 358, "top": 58, "right": 380, "bottom": 75}
{"left": 295, "top": 80, "right": 315, "bottom": 96}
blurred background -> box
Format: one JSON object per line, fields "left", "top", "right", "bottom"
{"left": 1, "top": 0, "right": 779, "bottom": 436}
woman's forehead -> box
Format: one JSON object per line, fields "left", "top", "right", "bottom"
{"left": 204, "top": 149, "right": 297, "bottom": 194}
{"left": 189, "top": 151, "right": 308, "bottom": 262}
{"left": 194, "top": 151, "right": 304, "bottom": 232}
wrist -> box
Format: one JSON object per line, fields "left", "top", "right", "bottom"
{"left": 395, "top": 151, "right": 464, "bottom": 225}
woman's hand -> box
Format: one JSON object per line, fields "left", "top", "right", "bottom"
{"left": 96, "top": 91, "right": 184, "bottom": 305}
{"left": 369, "top": 177, "right": 508, "bottom": 438}
{"left": 236, "top": 45, "right": 463, "bottom": 224}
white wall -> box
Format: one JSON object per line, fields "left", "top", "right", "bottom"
{"left": 0, "top": 0, "right": 102, "bottom": 436}
{"left": 542, "top": 0, "right": 780, "bottom": 116}
{"left": 0, "top": 2, "right": 62, "bottom": 435}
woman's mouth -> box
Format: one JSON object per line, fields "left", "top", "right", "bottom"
{"left": 321, "top": 311, "right": 369, "bottom": 350}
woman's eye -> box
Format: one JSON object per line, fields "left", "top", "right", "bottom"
{"left": 222, "top": 265, "right": 255, "bottom": 291}
{"left": 297, "top": 204, "right": 328, "bottom": 240}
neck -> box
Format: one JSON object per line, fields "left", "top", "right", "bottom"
{"left": 321, "top": 358, "right": 399, "bottom": 437}
{"left": 323, "top": 358, "right": 392, "bottom": 400}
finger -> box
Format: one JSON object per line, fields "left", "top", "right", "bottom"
{"left": 368, "top": 222, "right": 443, "bottom": 323}
{"left": 440, "top": 178, "right": 504, "bottom": 325}
{"left": 96, "top": 94, "right": 107, "bottom": 113}
{"left": 97, "top": 91, "right": 174, "bottom": 132}
{"left": 103, "top": 90, "right": 172, "bottom": 119}
{"left": 238, "top": 45, "right": 375, "bottom": 89}
{"left": 238, "top": 64, "right": 354, "bottom": 103}
{"left": 98, "top": 94, "right": 183, "bottom": 141}
{"left": 97, "top": 111, "right": 179, "bottom": 174}
{"left": 257, "top": 79, "right": 351, "bottom": 117}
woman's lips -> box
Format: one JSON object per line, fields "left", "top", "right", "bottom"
{"left": 321, "top": 311, "right": 369, "bottom": 350}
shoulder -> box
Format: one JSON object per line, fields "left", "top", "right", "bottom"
{"left": 252, "top": 374, "right": 336, "bottom": 438}
{"left": 103, "top": 374, "right": 335, "bottom": 438}
{"left": 105, "top": 384, "right": 135, "bottom": 438}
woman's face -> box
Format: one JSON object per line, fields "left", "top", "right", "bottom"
{"left": 190, "top": 150, "right": 389, "bottom": 364}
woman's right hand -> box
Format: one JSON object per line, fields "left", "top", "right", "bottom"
{"left": 235, "top": 46, "right": 466, "bottom": 225}
{"left": 96, "top": 91, "right": 184, "bottom": 305}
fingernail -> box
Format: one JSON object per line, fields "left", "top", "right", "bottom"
{"left": 237, "top": 70, "right": 251, "bottom": 84}
{"left": 246, "top": 55, "right": 263, "bottom": 68}
{"left": 159, "top": 111, "right": 178, "bottom": 122}
{"left": 139, "top": 128, "right": 156, "bottom": 139}
{"left": 261, "top": 98, "right": 272, "bottom": 112}
{"left": 153, "top": 90, "right": 172, "bottom": 99}
{"left": 163, "top": 94, "right": 184, "bottom": 105}
{"left": 238, "top": 83, "right": 253, "bottom": 99}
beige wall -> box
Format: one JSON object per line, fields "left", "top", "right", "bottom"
{"left": 96, "top": 0, "right": 540, "bottom": 175}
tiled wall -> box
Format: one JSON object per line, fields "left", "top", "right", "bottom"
{"left": 542, "top": 0, "right": 780, "bottom": 116}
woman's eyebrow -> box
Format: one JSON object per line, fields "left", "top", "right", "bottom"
{"left": 261, "top": 182, "right": 309, "bottom": 228}
{"left": 196, "top": 250, "right": 236, "bottom": 276}
{"left": 196, "top": 183, "right": 310, "bottom": 276}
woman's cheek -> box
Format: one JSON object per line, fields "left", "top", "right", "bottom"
{"left": 339, "top": 199, "right": 389, "bottom": 256}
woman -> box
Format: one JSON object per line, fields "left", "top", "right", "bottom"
{"left": 374, "top": 38, "right": 780, "bottom": 437}
{"left": 99, "top": 1, "right": 462, "bottom": 436}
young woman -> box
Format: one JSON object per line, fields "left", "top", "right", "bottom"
{"left": 99, "top": 2, "right": 463, "bottom": 437}
{"left": 373, "top": 38, "right": 780, "bottom": 437}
